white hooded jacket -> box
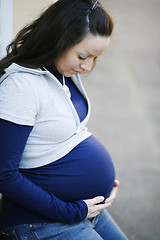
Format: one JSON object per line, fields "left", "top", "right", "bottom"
{"left": 0, "top": 63, "right": 91, "bottom": 168}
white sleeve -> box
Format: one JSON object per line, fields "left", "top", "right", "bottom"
{"left": 0, "top": 73, "right": 39, "bottom": 126}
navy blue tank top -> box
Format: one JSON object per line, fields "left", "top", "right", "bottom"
{"left": 0, "top": 67, "right": 115, "bottom": 227}
{"left": 20, "top": 66, "right": 115, "bottom": 201}
{"left": 20, "top": 135, "right": 115, "bottom": 201}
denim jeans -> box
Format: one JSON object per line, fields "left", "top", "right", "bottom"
{"left": 0, "top": 210, "right": 128, "bottom": 240}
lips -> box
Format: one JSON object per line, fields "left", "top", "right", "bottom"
{"left": 72, "top": 69, "right": 81, "bottom": 74}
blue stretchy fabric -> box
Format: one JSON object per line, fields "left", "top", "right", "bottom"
{"left": 0, "top": 69, "right": 89, "bottom": 227}
{"left": 0, "top": 119, "right": 88, "bottom": 227}
{"left": 46, "top": 65, "right": 88, "bottom": 122}
{"left": 0, "top": 67, "right": 115, "bottom": 228}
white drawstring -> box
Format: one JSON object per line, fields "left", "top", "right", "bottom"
{"left": 62, "top": 76, "right": 71, "bottom": 98}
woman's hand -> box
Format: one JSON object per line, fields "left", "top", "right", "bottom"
{"left": 84, "top": 196, "right": 112, "bottom": 219}
{"left": 104, "top": 179, "right": 120, "bottom": 205}
{"left": 83, "top": 180, "right": 120, "bottom": 219}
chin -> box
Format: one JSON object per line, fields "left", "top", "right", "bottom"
{"left": 64, "top": 73, "right": 74, "bottom": 77}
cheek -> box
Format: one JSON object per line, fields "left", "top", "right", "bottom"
{"left": 66, "top": 57, "right": 79, "bottom": 69}
{"left": 57, "top": 52, "right": 79, "bottom": 71}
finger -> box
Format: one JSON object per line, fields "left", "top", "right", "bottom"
{"left": 103, "top": 180, "right": 119, "bottom": 204}
{"left": 90, "top": 203, "right": 112, "bottom": 219}
{"left": 95, "top": 202, "right": 111, "bottom": 211}
{"left": 104, "top": 199, "right": 113, "bottom": 204}
{"left": 85, "top": 201, "right": 112, "bottom": 220}
{"left": 84, "top": 196, "right": 104, "bottom": 207}
{"left": 104, "top": 188, "right": 118, "bottom": 203}
{"left": 88, "top": 210, "right": 100, "bottom": 219}
{"left": 107, "top": 189, "right": 117, "bottom": 201}
{"left": 114, "top": 180, "right": 120, "bottom": 187}
{"left": 91, "top": 196, "right": 105, "bottom": 205}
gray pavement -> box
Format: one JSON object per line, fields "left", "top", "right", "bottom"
{"left": 82, "top": 0, "right": 160, "bottom": 239}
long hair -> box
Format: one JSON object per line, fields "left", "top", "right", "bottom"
{"left": 0, "top": 0, "right": 113, "bottom": 75}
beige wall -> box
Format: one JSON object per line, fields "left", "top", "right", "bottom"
{"left": 13, "top": 0, "right": 56, "bottom": 36}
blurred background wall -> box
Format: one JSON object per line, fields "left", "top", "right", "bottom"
{"left": 0, "top": 0, "right": 55, "bottom": 58}
{"left": 0, "top": 0, "right": 13, "bottom": 58}
{"left": 83, "top": 1, "right": 160, "bottom": 239}
{"left": 13, "top": 0, "right": 56, "bottom": 36}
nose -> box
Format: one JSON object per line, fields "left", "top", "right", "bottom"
{"left": 80, "top": 58, "right": 93, "bottom": 72}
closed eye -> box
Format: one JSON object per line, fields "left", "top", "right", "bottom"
{"left": 78, "top": 54, "right": 87, "bottom": 60}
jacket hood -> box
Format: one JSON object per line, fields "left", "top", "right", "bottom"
{"left": 0, "top": 63, "right": 80, "bottom": 85}
{"left": 0, "top": 63, "right": 47, "bottom": 84}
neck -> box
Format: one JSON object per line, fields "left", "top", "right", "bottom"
{"left": 47, "top": 65, "right": 63, "bottom": 82}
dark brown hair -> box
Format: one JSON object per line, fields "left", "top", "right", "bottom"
{"left": 0, "top": 0, "right": 113, "bottom": 75}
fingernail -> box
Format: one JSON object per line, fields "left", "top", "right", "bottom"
{"left": 100, "top": 196, "right": 104, "bottom": 201}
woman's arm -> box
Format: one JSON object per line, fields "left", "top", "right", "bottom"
{"left": 0, "top": 119, "right": 87, "bottom": 224}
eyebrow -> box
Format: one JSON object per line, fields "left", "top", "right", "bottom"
{"left": 86, "top": 51, "right": 94, "bottom": 57}
{"left": 80, "top": 51, "right": 95, "bottom": 57}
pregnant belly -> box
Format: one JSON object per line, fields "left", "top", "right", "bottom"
{"left": 21, "top": 135, "right": 115, "bottom": 202}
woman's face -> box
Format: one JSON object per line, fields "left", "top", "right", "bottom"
{"left": 55, "top": 34, "right": 110, "bottom": 77}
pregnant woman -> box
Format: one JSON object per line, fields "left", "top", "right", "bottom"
{"left": 0, "top": 0, "right": 128, "bottom": 239}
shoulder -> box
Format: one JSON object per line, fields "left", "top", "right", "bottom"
{"left": 0, "top": 64, "right": 48, "bottom": 95}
